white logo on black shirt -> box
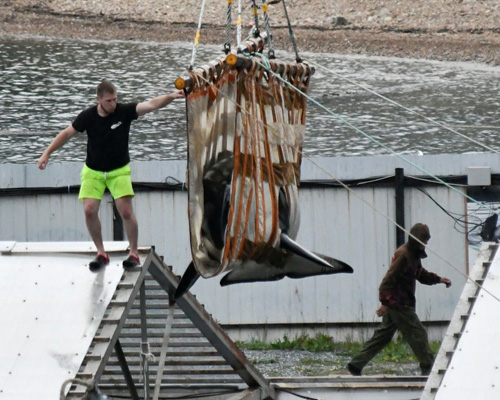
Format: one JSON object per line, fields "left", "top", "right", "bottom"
{"left": 111, "top": 121, "right": 123, "bottom": 130}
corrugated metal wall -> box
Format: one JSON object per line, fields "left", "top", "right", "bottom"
{"left": 1, "top": 154, "right": 495, "bottom": 341}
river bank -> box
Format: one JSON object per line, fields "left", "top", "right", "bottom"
{"left": 1, "top": 0, "right": 500, "bottom": 65}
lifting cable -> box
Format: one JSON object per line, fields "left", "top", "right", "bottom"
{"left": 188, "top": 60, "right": 500, "bottom": 304}
{"left": 305, "top": 58, "right": 500, "bottom": 155}
{"left": 305, "top": 151, "right": 500, "bottom": 305}
{"left": 281, "top": 0, "right": 301, "bottom": 62}
{"left": 236, "top": 0, "right": 243, "bottom": 45}
{"left": 261, "top": 0, "right": 276, "bottom": 59}
{"left": 189, "top": 0, "right": 208, "bottom": 70}
{"left": 247, "top": 53, "right": 484, "bottom": 206}
{"left": 251, "top": 0, "right": 261, "bottom": 37}
{"left": 225, "top": 49, "right": 489, "bottom": 212}
{"left": 224, "top": 0, "right": 233, "bottom": 54}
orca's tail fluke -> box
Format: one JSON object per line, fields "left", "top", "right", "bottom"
{"left": 174, "top": 261, "right": 200, "bottom": 300}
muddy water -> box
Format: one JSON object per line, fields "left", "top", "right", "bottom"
{"left": 1, "top": 36, "right": 499, "bottom": 163}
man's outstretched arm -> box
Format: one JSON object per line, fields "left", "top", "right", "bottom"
{"left": 37, "top": 125, "right": 77, "bottom": 170}
{"left": 136, "top": 90, "right": 185, "bottom": 117}
{"left": 440, "top": 277, "right": 452, "bottom": 288}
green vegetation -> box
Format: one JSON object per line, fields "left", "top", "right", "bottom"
{"left": 252, "top": 358, "right": 277, "bottom": 365}
{"left": 237, "top": 333, "right": 346, "bottom": 352}
{"left": 237, "top": 333, "right": 441, "bottom": 365}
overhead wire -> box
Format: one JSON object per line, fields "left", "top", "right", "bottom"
{"left": 191, "top": 63, "right": 500, "bottom": 304}
{"left": 247, "top": 51, "right": 500, "bottom": 216}
{"left": 184, "top": 5, "right": 500, "bottom": 302}
{"left": 109, "top": 389, "right": 243, "bottom": 399}
{"left": 393, "top": 175, "right": 491, "bottom": 241}
{"left": 407, "top": 175, "right": 468, "bottom": 187}
{"left": 326, "top": 115, "right": 500, "bottom": 131}
{"left": 415, "top": 187, "right": 473, "bottom": 234}
{"left": 304, "top": 58, "right": 500, "bottom": 155}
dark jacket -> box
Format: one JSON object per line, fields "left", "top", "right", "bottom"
{"left": 379, "top": 223, "right": 441, "bottom": 311}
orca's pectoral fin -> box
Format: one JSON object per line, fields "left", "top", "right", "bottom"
{"left": 280, "top": 232, "right": 332, "bottom": 269}
{"left": 219, "top": 233, "right": 353, "bottom": 287}
{"left": 280, "top": 232, "right": 354, "bottom": 276}
{"left": 320, "top": 255, "right": 353, "bottom": 274}
{"left": 174, "top": 261, "right": 200, "bottom": 300}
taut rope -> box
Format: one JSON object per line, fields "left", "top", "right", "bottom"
{"left": 60, "top": 379, "right": 108, "bottom": 400}
{"left": 251, "top": 0, "right": 261, "bottom": 37}
{"left": 261, "top": 0, "right": 276, "bottom": 59}
{"left": 281, "top": 0, "right": 301, "bottom": 62}
{"left": 224, "top": 0, "right": 233, "bottom": 54}
{"left": 189, "top": 0, "right": 208, "bottom": 70}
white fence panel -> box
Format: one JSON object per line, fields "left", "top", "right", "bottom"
{"left": 0, "top": 154, "right": 492, "bottom": 340}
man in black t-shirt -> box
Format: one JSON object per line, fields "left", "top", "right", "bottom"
{"left": 38, "top": 80, "right": 184, "bottom": 271}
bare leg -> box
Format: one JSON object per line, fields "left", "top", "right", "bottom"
{"left": 115, "top": 196, "right": 138, "bottom": 256}
{"left": 83, "top": 198, "right": 105, "bottom": 255}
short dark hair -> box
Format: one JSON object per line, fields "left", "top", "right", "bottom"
{"left": 97, "top": 81, "right": 117, "bottom": 98}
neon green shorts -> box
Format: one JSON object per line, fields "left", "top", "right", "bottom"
{"left": 79, "top": 164, "right": 134, "bottom": 200}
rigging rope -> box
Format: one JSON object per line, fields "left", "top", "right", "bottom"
{"left": 335, "top": 116, "right": 500, "bottom": 130}
{"left": 261, "top": 0, "right": 275, "bottom": 59}
{"left": 281, "top": 0, "right": 301, "bottom": 62}
{"left": 236, "top": 0, "right": 243, "bottom": 45}
{"left": 152, "top": 301, "right": 176, "bottom": 400}
{"left": 251, "top": 0, "right": 261, "bottom": 37}
{"left": 304, "top": 154, "right": 500, "bottom": 304}
{"left": 243, "top": 51, "right": 484, "bottom": 207}
{"left": 60, "top": 379, "right": 108, "bottom": 400}
{"left": 224, "top": 0, "right": 233, "bottom": 54}
{"left": 139, "top": 341, "right": 155, "bottom": 383}
{"left": 189, "top": 0, "right": 208, "bottom": 70}
{"left": 188, "top": 57, "right": 500, "bottom": 304}
{"left": 305, "top": 58, "right": 500, "bottom": 155}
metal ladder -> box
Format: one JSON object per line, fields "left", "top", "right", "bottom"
{"left": 421, "top": 242, "right": 498, "bottom": 399}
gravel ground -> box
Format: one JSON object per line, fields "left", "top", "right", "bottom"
{"left": 244, "top": 349, "right": 422, "bottom": 377}
{"left": 1, "top": 0, "right": 500, "bottom": 64}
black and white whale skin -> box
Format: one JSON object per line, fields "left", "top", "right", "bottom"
{"left": 219, "top": 188, "right": 353, "bottom": 286}
{"left": 175, "top": 60, "right": 353, "bottom": 300}
{"left": 175, "top": 157, "right": 352, "bottom": 299}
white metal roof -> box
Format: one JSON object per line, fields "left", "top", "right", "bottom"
{"left": 0, "top": 241, "right": 274, "bottom": 400}
{"left": 422, "top": 242, "right": 500, "bottom": 400}
{"left": 0, "top": 241, "right": 131, "bottom": 399}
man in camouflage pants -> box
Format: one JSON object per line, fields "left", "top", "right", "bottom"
{"left": 347, "top": 223, "right": 452, "bottom": 376}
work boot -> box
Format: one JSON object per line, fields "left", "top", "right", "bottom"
{"left": 89, "top": 253, "right": 109, "bottom": 272}
{"left": 347, "top": 363, "right": 362, "bottom": 376}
